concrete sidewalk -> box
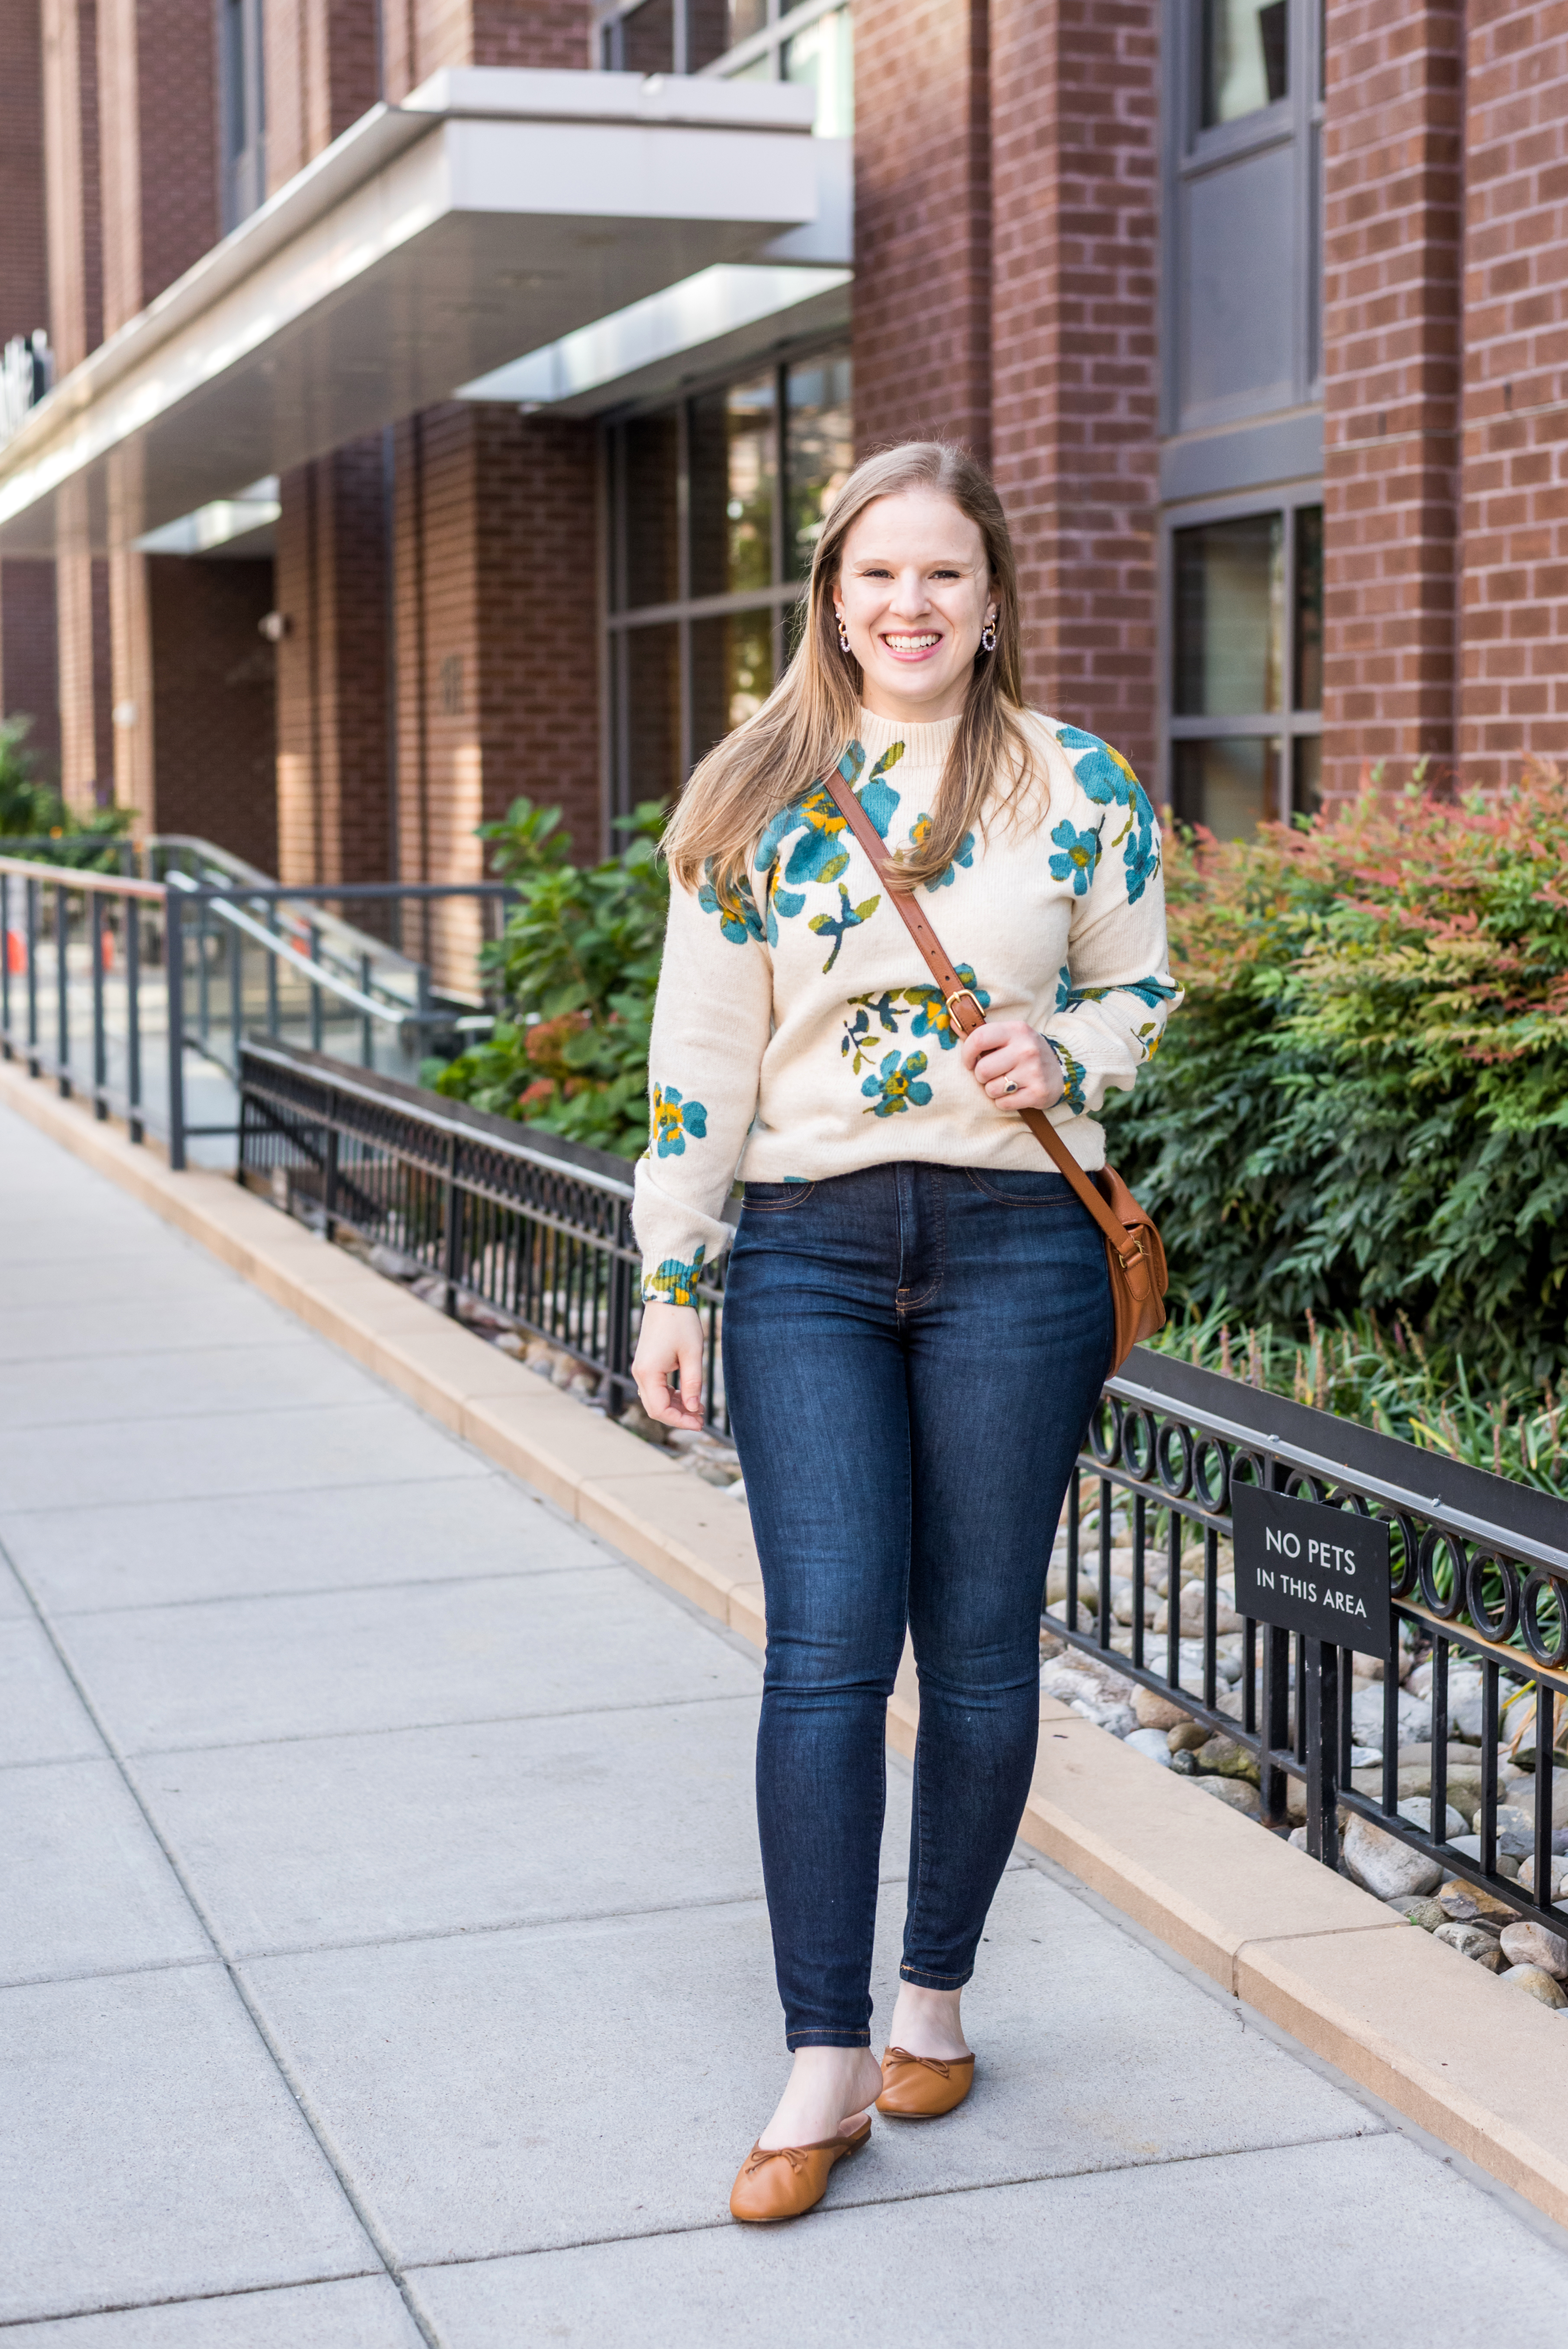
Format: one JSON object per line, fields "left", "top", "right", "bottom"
{"left": 4, "top": 1098, "right": 1568, "bottom": 2347}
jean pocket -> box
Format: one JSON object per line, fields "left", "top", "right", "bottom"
{"left": 742, "top": 1180, "right": 816, "bottom": 1212}
{"left": 963, "top": 1168, "right": 1075, "bottom": 1207}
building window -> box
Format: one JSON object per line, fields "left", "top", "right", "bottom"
{"left": 596, "top": 0, "right": 853, "bottom": 131}
{"left": 1167, "top": 498, "right": 1322, "bottom": 837}
{"left": 219, "top": 0, "right": 266, "bottom": 231}
{"left": 605, "top": 348, "right": 852, "bottom": 818}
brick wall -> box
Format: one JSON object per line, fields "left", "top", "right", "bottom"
{"left": 0, "top": 562, "right": 61, "bottom": 775}
{"left": 390, "top": 404, "right": 599, "bottom": 989}
{"left": 275, "top": 437, "right": 390, "bottom": 887}
{"left": 1319, "top": 0, "right": 1463, "bottom": 805}
{"left": 380, "top": 0, "right": 588, "bottom": 95}
{"left": 147, "top": 556, "right": 278, "bottom": 870}
{"left": 0, "top": 0, "right": 49, "bottom": 343}
{"left": 989, "top": 0, "right": 1161, "bottom": 784}
{"left": 97, "top": 0, "right": 220, "bottom": 337}
{"left": 41, "top": 0, "right": 104, "bottom": 372}
{"left": 1458, "top": 0, "right": 1568, "bottom": 784}
{"left": 264, "top": 0, "right": 380, "bottom": 195}
{"left": 852, "top": 0, "right": 991, "bottom": 458}
{"left": 55, "top": 543, "right": 113, "bottom": 811}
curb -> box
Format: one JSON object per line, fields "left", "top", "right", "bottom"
{"left": 7, "top": 1061, "right": 1568, "bottom": 2230}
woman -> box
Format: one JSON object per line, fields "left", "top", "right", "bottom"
{"left": 631, "top": 441, "right": 1177, "bottom": 2223}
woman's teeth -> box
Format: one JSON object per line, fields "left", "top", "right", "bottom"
{"left": 884, "top": 633, "right": 940, "bottom": 650}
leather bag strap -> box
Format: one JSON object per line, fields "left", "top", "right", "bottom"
{"left": 820, "top": 767, "right": 1141, "bottom": 1264}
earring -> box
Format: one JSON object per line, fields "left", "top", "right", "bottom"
{"left": 981, "top": 612, "right": 998, "bottom": 653}
{"left": 837, "top": 612, "right": 851, "bottom": 654}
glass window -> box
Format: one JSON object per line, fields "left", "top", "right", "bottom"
{"left": 1201, "top": 0, "right": 1287, "bottom": 126}
{"left": 1294, "top": 503, "right": 1322, "bottom": 709}
{"left": 621, "top": 0, "right": 676, "bottom": 73}
{"left": 786, "top": 355, "right": 853, "bottom": 578}
{"left": 621, "top": 414, "right": 681, "bottom": 612}
{"left": 1172, "top": 739, "right": 1281, "bottom": 840}
{"left": 1174, "top": 513, "right": 1284, "bottom": 715}
{"left": 1292, "top": 736, "right": 1321, "bottom": 820}
{"left": 689, "top": 376, "right": 777, "bottom": 598}
{"left": 727, "top": 0, "right": 769, "bottom": 42}
{"left": 623, "top": 624, "right": 682, "bottom": 806}
{"left": 782, "top": 6, "right": 853, "bottom": 136}
{"left": 725, "top": 48, "right": 773, "bottom": 79}
{"left": 690, "top": 610, "right": 776, "bottom": 761}
{"left": 687, "top": 0, "right": 732, "bottom": 70}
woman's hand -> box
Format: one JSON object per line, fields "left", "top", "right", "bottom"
{"left": 632, "top": 1302, "right": 706, "bottom": 1431}
{"left": 959, "top": 1019, "right": 1066, "bottom": 1113}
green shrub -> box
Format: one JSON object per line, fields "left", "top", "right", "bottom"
{"left": 428, "top": 798, "right": 668, "bottom": 1158}
{"left": 1105, "top": 762, "right": 1568, "bottom": 1384}
{"left": 0, "top": 713, "right": 135, "bottom": 864}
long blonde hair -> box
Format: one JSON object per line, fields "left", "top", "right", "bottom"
{"left": 663, "top": 440, "right": 1038, "bottom": 893}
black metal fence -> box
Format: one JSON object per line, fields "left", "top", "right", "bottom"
{"left": 237, "top": 1037, "right": 1568, "bottom": 1943}
{"left": 237, "top": 1037, "right": 730, "bottom": 1424}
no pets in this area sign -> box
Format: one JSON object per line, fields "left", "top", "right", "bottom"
{"left": 1230, "top": 1484, "right": 1393, "bottom": 1659}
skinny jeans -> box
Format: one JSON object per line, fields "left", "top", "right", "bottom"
{"left": 721, "top": 1160, "right": 1113, "bottom": 2049}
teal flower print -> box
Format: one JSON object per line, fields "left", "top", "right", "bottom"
{"left": 1050, "top": 819, "right": 1102, "bottom": 895}
{"left": 1056, "top": 726, "right": 1161, "bottom": 904}
{"left": 1046, "top": 1041, "right": 1088, "bottom": 1115}
{"left": 642, "top": 1245, "right": 707, "bottom": 1307}
{"left": 809, "top": 882, "right": 880, "bottom": 972}
{"left": 1067, "top": 975, "right": 1178, "bottom": 1013}
{"left": 907, "top": 964, "right": 990, "bottom": 1050}
{"left": 650, "top": 1083, "right": 708, "bottom": 1159}
{"left": 1054, "top": 963, "right": 1073, "bottom": 1013}
{"left": 698, "top": 861, "right": 765, "bottom": 945}
{"left": 906, "top": 812, "right": 975, "bottom": 890}
{"left": 754, "top": 740, "right": 906, "bottom": 925}
{"left": 861, "top": 1049, "right": 932, "bottom": 1117}
{"left": 841, "top": 990, "right": 902, "bottom": 1073}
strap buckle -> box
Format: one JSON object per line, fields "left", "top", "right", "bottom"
{"left": 943, "top": 987, "right": 986, "bottom": 1030}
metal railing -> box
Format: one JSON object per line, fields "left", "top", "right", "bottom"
{"left": 0, "top": 854, "right": 512, "bottom": 1166}
{"left": 236, "top": 1037, "right": 1568, "bottom": 1941}
{"left": 236, "top": 1036, "right": 730, "bottom": 1424}
{"left": 1053, "top": 1357, "right": 1568, "bottom": 1938}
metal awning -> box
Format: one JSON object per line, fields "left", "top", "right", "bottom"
{"left": 0, "top": 67, "right": 821, "bottom": 557}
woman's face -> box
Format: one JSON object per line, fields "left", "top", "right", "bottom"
{"left": 833, "top": 489, "right": 996, "bottom": 723}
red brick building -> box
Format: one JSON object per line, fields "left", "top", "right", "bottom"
{"left": 0, "top": 0, "right": 1562, "bottom": 920}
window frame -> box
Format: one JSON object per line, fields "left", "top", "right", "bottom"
{"left": 591, "top": 0, "right": 847, "bottom": 84}
{"left": 601, "top": 335, "right": 851, "bottom": 823}
{"left": 1157, "top": 480, "right": 1324, "bottom": 829}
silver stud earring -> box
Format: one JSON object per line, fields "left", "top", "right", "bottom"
{"left": 837, "top": 612, "right": 851, "bottom": 654}
{"left": 981, "top": 612, "right": 998, "bottom": 653}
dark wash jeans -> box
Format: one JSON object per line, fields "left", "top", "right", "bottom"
{"left": 722, "top": 1161, "right": 1113, "bottom": 2049}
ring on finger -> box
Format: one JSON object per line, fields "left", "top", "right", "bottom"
{"left": 1001, "top": 1075, "right": 1020, "bottom": 1096}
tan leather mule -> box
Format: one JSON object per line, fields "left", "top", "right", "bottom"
{"left": 876, "top": 2046, "right": 975, "bottom": 2119}
{"left": 729, "top": 2116, "right": 872, "bottom": 2222}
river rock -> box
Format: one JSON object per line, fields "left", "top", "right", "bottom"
{"left": 1190, "top": 1775, "right": 1262, "bottom": 1820}
{"left": 1134, "top": 1686, "right": 1192, "bottom": 1733}
{"left": 1168, "top": 1720, "right": 1210, "bottom": 1752}
{"left": 1503, "top": 1964, "right": 1568, "bottom": 2010}
{"left": 1433, "top": 1922, "right": 1507, "bottom": 1969}
{"left": 1352, "top": 1686, "right": 1432, "bottom": 1750}
{"left": 1125, "top": 1727, "right": 1175, "bottom": 1767}
{"left": 1341, "top": 1815, "right": 1444, "bottom": 1900}
{"left": 1194, "top": 1734, "right": 1261, "bottom": 1785}
{"left": 1499, "top": 1920, "right": 1568, "bottom": 1977}
{"left": 1438, "top": 1879, "right": 1519, "bottom": 1928}
{"left": 1398, "top": 1898, "right": 1448, "bottom": 1931}
{"left": 1516, "top": 1855, "right": 1568, "bottom": 1901}
{"left": 1397, "top": 1798, "right": 1469, "bottom": 1841}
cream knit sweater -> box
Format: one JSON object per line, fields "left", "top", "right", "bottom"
{"left": 633, "top": 706, "right": 1180, "bottom": 1304}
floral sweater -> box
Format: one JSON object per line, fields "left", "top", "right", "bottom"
{"left": 633, "top": 706, "right": 1180, "bottom": 1304}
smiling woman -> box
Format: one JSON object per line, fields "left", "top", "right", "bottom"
{"left": 632, "top": 441, "right": 1180, "bottom": 2222}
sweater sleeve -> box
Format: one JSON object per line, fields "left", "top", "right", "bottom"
{"left": 1037, "top": 730, "right": 1182, "bottom": 1118}
{"left": 632, "top": 862, "right": 774, "bottom": 1305}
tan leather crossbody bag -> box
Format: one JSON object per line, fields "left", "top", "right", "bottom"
{"left": 821, "top": 768, "right": 1168, "bottom": 1375}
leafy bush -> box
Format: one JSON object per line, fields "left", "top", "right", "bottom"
{"left": 428, "top": 798, "right": 668, "bottom": 1158}
{"left": 1105, "top": 763, "right": 1568, "bottom": 1384}
{"left": 0, "top": 714, "right": 134, "bottom": 864}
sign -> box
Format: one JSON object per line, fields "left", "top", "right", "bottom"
{"left": 1231, "top": 1485, "right": 1393, "bottom": 1658}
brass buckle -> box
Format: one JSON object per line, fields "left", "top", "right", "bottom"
{"left": 943, "top": 987, "right": 986, "bottom": 1029}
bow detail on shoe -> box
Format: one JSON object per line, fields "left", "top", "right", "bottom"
{"left": 884, "top": 2045, "right": 959, "bottom": 2079}
{"left": 744, "top": 2142, "right": 809, "bottom": 2176}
